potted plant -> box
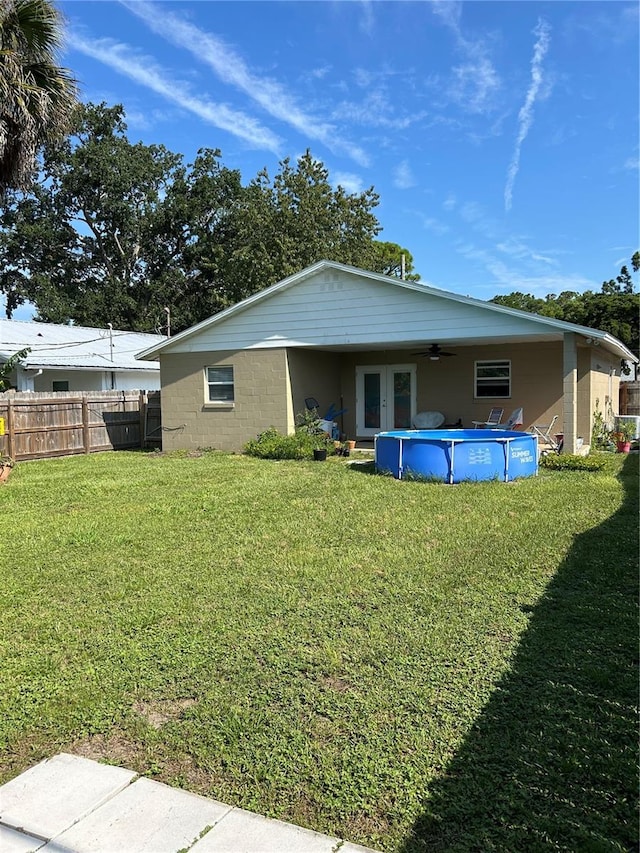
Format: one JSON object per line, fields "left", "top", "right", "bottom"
{"left": 612, "top": 420, "right": 636, "bottom": 453}
{"left": 0, "top": 455, "right": 14, "bottom": 484}
{"left": 296, "top": 407, "right": 331, "bottom": 461}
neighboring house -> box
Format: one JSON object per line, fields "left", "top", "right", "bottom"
{"left": 136, "top": 261, "right": 637, "bottom": 454}
{"left": 1, "top": 319, "right": 165, "bottom": 392}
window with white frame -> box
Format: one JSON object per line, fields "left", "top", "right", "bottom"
{"left": 475, "top": 360, "right": 511, "bottom": 398}
{"left": 206, "top": 365, "right": 234, "bottom": 403}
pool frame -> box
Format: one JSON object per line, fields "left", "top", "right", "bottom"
{"left": 374, "top": 429, "right": 539, "bottom": 484}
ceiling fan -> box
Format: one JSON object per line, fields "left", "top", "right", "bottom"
{"left": 412, "top": 343, "right": 457, "bottom": 360}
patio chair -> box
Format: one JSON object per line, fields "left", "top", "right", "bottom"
{"left": 502, "top": 407, "right": 524, "bottom": 430}
{"left": 530, "top": 415, "right": 560, "bottom": 451}
{"left": 304, "top": 397, "right": 347, "bottom": 420}
{"left": 472, "top": 407, "right": 503, "bottom": 429}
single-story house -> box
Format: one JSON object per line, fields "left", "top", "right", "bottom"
{"left": 136, "top": 261, "right": 637, "bottom": 454}
{"left": 1, "top": 319, "right": 165, "bottom": 392}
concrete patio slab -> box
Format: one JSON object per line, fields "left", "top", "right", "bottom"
{"left": 0, "top": 823, "right": 45, "bottom": 853}
{"left": 191, "top": 806, "right": 340, "bottom": 852}
{"left": 0, "top": 754, "right": 135, "bottom": 841}
{"left": 45, "top": 777, "right": 231, "bottom": 853}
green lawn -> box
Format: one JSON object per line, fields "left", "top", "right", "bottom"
{"left": 1, "top": 450, "right": 637, "bottom": 852}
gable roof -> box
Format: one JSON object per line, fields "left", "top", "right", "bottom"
{"left": 1, "top": 319, "right": 164, "bottom": 371}
{"left": 136, "top": 260, "right": 636, "bottom": 363}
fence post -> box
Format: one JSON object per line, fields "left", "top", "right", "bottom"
{"left": 82, "top": 396, "right": 90, "bottom": 453}
{"left": 139, "top": 390, "right": 146, "bottom": 448}
{"left": 6, "top": 399, "right": 14, "bottom": 460}
{"left": 619, "top": 383, "right": 628, "bottom": 415}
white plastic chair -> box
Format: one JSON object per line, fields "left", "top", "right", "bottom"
{"left": 472, "top": 407, "right": 503, "bottom": 429}
{"left": 502, "top": 407, "right": 524, "bottom": 430}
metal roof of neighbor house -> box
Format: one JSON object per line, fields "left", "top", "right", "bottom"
{"left": 135, "top": 260, "right": 637, "bottom": 364}
{"left": 0, "top": 319, "right": 164, "bottom": 371}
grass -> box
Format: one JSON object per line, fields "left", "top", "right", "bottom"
{"left": 1, "top": 449, "right": 637, "bottom": 852}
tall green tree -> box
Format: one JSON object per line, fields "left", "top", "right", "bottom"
{"left": 0, "top": 112, "right": 391, "bottom": 333}
{"left": 602, "top": 263, "right": 634, "bottom": 294}
{"left": 151, "top": 146, "right": 244, "bottom": 328}
{"left": 0, "top": 102, "right": 185, "bottom": 329}
{"left": 370, "top": 240, "right": 420, "bottom": 280}
{"left": 223, "top": 151, "right": 382, "bottom": 306}
{"left": 0, "top": 0, "right": 77, "bottom": 195}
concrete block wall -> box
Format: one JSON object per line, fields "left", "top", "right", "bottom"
{"left": 159, "top": 349, "right": 290, "bottom": 452}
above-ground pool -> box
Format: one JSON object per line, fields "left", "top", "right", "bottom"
{"left": 375, "top": 429, "right": 538, "bottom": 483}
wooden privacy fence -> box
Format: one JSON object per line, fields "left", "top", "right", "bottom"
{"left": 0, "top": 390, "right": 161, "bottom": 461}
{"left": 619, "top": 381, "right": 640, "bottom": 416}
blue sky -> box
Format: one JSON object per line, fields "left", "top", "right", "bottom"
{"left": 9, "top": 1, "right": 640, "bottom": 319}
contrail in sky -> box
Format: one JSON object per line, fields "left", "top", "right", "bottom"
{"left": 121, "top": 0, "right": 370, "bottom": 166}
{"left": 68, "top": 31, "right": 282, "bottom": 153}
{"left": 504, "top": 19, "right": 551, "bottom": 211}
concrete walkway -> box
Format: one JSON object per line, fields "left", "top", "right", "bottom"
{"left": 0, "top": 754, "right": 379, "bottom": 853}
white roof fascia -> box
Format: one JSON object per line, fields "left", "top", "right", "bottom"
{"left": 135, "top": 260, "right": 637, "bottom": 363}
{"left": 15, "top": 363, "right": 157, "bottom": 372}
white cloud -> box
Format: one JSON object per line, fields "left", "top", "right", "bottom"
{"left": 504, "top": 19, "right": 551, "bottom": 211}
{"left": 450, "top": 53, "right": 501, "bottom": 115}
{"left": 430, "top": 1, "right": 463, "bottom": 36}
{"left": 420, "top": 216, "right": 450, "bottom": 236}
{"left": 393, "top": 160, "right": 417, "bottom": 190}
{"left": 458, "top": 200, "right": 500, "bottom": 240}
{"left": 307, "top": 65, "right": 332, "bottom": 81}
{"left": 623, "top": 156, "right": 640, "bottom": 171}
{"left": 120, "top": 109, "right": 152, "bottom": 131}
{"left": 430, "top": 0, "right": 501, "bottom": 115}
{"left": 120, "top": 0, "right": 369, "bottom": 166}
{"left": 332, "top": 172, "right": 364, "bottom": 194}
{"left": 358, "top": 0, "right": 375, "bottom": 36}
{"left": 334, "top": 66, "right": 430, "bottom": 131}
{"left": 332, "top": 88, "right": 428, "bottom": 130}
{"left": 455, "top": 241, "right": 594, "bottom": 296}
{"left": 68, "top": 32, "right": 281, "bottom": 152}
{"left": 496, "top": 238, "right": 557, "bottom": 266}
{"left": 443, "top": 193, "right": 457, "bottom": 211}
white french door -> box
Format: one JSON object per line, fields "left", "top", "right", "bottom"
{"left": 355, "top": 364, "right": 416, "bottom": 437}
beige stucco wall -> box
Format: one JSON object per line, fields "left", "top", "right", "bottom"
{"left": 159, "top": 349, "right": 290, "bottom": 452}
{"left": 589, "top": 350, "right": 621, "bottom": 429}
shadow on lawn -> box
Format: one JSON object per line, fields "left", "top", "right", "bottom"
{"left": 401, "top": 454, "right": 639, "bottom": 853}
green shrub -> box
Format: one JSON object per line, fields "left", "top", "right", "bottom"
{"left": 244, "top": 427, "right": 333, "bottom": 460}
{"left": 540, "top": 453, "right": 606, "bottom": 471}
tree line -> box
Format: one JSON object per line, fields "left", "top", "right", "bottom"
{"left": 0, "top": 103, "right": 419, "bottom": 334}
{"left": 491, "top": 253, "right": 639, "bottom": 368}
